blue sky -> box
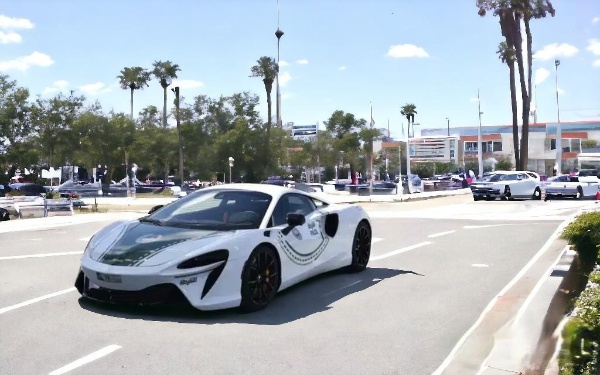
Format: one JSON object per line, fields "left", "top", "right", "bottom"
{"left": 0, "top": 0, "right": 599, "bottom": 139}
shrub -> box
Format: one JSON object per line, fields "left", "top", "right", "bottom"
{"left": 153, "top": 187, "right": 173, "bottom": 196}
{"left": 561, "top": 211, "right": 600, "bottom": 265}
{"left": 581, "top": 140, "right": 598, "bottom": 149}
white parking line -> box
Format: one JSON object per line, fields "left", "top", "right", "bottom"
{"left": 372, "top": 237, "right": 383, "bottom": 244}
{"left": 0, "top": 287, "right": 76, "bottom": 315}
{"left": 0, "top": 251, "right": 83, "bottom": 261}
{"left": 371, "top": 241, "right": 433, "bottom": 261}
{"left": 463, "top": 224, "right": 515, "bottom": 229}
{"left": 428, "top": 230, "right": 455, "bottom": 238}
{"left": 322, "top": 280, "right": 362, "bottom": 297}
{"left": 48, "top": 345, "right": 122, "bottom": 375}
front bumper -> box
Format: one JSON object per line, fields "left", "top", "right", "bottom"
{"left": 75, "top": 255, "right": 244, "bottom": 311}
{"left": 470, "top": 186, "right": 502, "bottom": 197}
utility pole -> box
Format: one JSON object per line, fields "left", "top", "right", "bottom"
{"left": 555, "top": 59, "right": 562, "bottom": 175}
{"left": 172, "top": 86, "right": 184, "bottom": 186}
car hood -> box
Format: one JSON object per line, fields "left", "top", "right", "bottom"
{"left": 87, "top": 220, "right": 236, "bottom": 267}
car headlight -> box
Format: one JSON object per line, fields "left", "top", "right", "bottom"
{"left": 177, "top": 249, "right": 229, "bottom": 269}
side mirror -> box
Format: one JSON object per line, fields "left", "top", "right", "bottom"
{"left": 148, "top": 205, "right": 163, "bottom": 214}
{"left": 286, "top": 213, "right": 305, "bottom": 227}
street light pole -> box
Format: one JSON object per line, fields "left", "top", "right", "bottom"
{"left": 171, "top": 86, "right": 184, "bottom": 187}
{"left": 228, "top": 157, "right": 234, "bottom": 183}
{"left": 555, "top": 59, "right": 562, "bottom": 175}
{"left": 477, "top": 89, "right": 484, "bottom": 179}
{"left": 275, "top": 1, "right": 284, "bottom": 128}
{"left": 446, "top": 117, "right": 450, "bottom": 136}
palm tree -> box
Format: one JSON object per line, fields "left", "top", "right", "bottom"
{"left": 400, "top": 103, "right": 417, "bottom": 138}
{"left": 152, "top": 60, "right": 181, "bottom": 128}
{"left": 497, "top": 41, "right": 520, "bottom": 168}
{"left": 250, "top": 56, "right": 278, "bottom": 174}
{"left": 117, "top": 67, "right": 152, "bottom": 119}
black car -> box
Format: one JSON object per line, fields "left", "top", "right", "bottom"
{"left": 8, "top": 183, "right": 47, "bottom": 196}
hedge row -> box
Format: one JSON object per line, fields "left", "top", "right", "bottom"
{"left": 558, "top": 211, "right": 600, "bottom": 374}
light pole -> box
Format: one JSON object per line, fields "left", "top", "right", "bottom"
{"left": 555, "top": 59, "right": 562, "bottom": 175}
{"left": 228, "top": 157, "right": 234, "bottom": 183}
{"left": 171, "top": 86, "right": 184, "bottom": 187}
{"left": 275, "top": 1, "right": 284, "bottom": 128}
{"left": 446, "top": 117, "right": 450, "bottom": 136}
{"left": 477, "top": 89, "right": 484, "bottom": 179}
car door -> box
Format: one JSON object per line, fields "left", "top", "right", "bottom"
{"left": 514, "top": 173, "right": 535, "bottom": 196}
{"left": 270, "top": 193, "right": 328, "bottom": 284}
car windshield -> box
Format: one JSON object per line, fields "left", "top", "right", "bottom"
{"left": 489, "top": 173, "right": 517, "bottom": 182}
{"left": 145, "top": 189, "right": 272, "bottom": 231}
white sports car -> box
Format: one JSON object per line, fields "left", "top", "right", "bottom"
{"left": 543, "top": 175, "right": 600, "bottom": 200}
{"left": 470, "top": 171, "right": 542, "bottom": 201}
{"left": 75, "top": 184, "right": 372, "bottom": 312}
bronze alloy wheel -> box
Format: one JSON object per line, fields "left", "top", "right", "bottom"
{"left": 240, "top": 246, "right": 280, "bottom": 312}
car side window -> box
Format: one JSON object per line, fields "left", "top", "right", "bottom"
{"left": 269, "top": 194, "right": 317, "bottom": 227}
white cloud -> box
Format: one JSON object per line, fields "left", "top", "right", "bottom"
{"left": 533, "top": 43, "right": 579, "bottom": 60}
{"left": 171, "top": 79, "right": 204, "bottom": 89}
{"left": 278, "top": 71, "right": 291, "bottom": 87}
{"left": 54, "top": 80, "right": 69, "bottom": 88}
{"left": 593, "top": 59, "right": 600, "bottom": 67}
{"left": 386, "top": 44, "right": 429, "bottom": 58}
{"left": 534, "top": 67, "right": 550, "bottom": 85}
{"left": 79, "top": 82, "right": 112, "bottom": 95}
{"left": 278, "top": 60, "right": 289, "bottom": 67}
{"left": 0, "top": 51, "right": 54, "bottom": 71}
{"left": 42, "top": 80, "right": 69, "bottom": 94}
{"left": 587, "top": 39, "right": 600, "bottom": 55}
{"left": 593, "top": 17, "right": 599, "bottom": 24}
{"left": 0, "top": 31, "right": 21, "bottom": 43}
{"left": 338, "top": 66, "right": 347, "bottom": 71}
{"left": 0, "top": 15, "right": 34, "bottom": 30}
{"left": 296, "top": 59, "right": 309, "bottom": 65}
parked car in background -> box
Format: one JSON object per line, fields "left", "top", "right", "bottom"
{"left": 470, "top": 171, "right": 541, "bottom": 201}
{"left": 7, "top": 183, "right": 47, "bottom": 196}
{"left": 543, "top": 175, "right": 599, "bottom": 200}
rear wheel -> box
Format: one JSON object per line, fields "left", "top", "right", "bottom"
{"left": 576, "top": 186, "right": 583, "bottom": 200}
{"left": 532, "top": 187, "right": 541, "bottom": 200}
{"left": 349, "top": 221, "right": 371, "bottom": 272}
{"left": 503, "top": 185, "right": 512, "bottom": 200}
{"left": 240, "top": 245, "right": 280, "bottom": 313}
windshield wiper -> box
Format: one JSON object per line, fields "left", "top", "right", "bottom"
{"left": 139, "top": 217, "right": 164, "bottom": 226}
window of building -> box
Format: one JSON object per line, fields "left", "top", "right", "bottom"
{"left": 465, "top": 141, "right": 502, "bottom": 152}
{"left": 550, "top": 138, "right": 581, "bottom": 153}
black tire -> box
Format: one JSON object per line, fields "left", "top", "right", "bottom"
{"left": 473, "top": 195, "right": 481, "bottom": 201}
{"left": 576, "top": 186, "right": 583, "bottom": 200}
{"left": 239, "top": 245, "right": 280, "bottom": 313}
{"left": 504, "top": 185, "right": 512, "bottom": 200}
{"left": 532, "top": 187, "right": 541, "bottom": 200}
{"left": 349, "top": 221, "right": 371, "bottom": 272}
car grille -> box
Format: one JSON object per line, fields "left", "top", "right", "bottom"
{"left": 84, "top": 281, "right": 188, "bottom": 306}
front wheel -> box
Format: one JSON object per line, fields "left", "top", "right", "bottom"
{"left": 240, "top": 245, "right": 280, "bottom": 313}
{"left": 576, "top": 186, "right": 583, "bottom": 200}
{"left": 349, "top": 221, "right": 371, "bottom": 272}
{"left": 532, "top": 187, "right": 541, "bottom": 200}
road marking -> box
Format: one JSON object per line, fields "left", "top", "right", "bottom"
{"left": 372, "top": 237, "right": 383, "bottom": 244}
{"left": 428, "top": 230, "right": 455, "bottom": 238}
{"left": 432, "top": 211, "right": 578, "bottom": 375}
{"left": 80, "top": 236, "right": 91, "bottom": 242}
{"left": 322, "top": 280, "right": 362, "bottom": 297}
{"left": 371, "top": 241, "right": 433, "bottom": 261}
{"left": 472, "top": 264, "right": 490, "bottom": 268}
{"left": 0, "top": 287, "right": 76, "bottom": 315}
{"left": 48, "top": 345, "right": 122, "bottom": 375}
{"left": 463, "top": 224, "right": 515, "bottom": 229}
{"left": 0, "top": 251, "right": 83, "bottom": 260}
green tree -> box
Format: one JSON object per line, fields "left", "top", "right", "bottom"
{"left": 0, "top": 75, "right": 31, "bottom": 165}
{"left": 152, "top": 60, "right": 180, "bottom": 127}
{"left": 400, "top": 104, "right": 417, "bottom": 138}
{"left": 477, "top": 0, "right": 555, "bottom": 170}
{"left": 250, "top": 56, "right": 278, "bottom": 174}
{"left": 497, "top": 41, "right": 520, "bottom": 168}
{"left": 117, "top": 66, "right": 152, "bottom": 119}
